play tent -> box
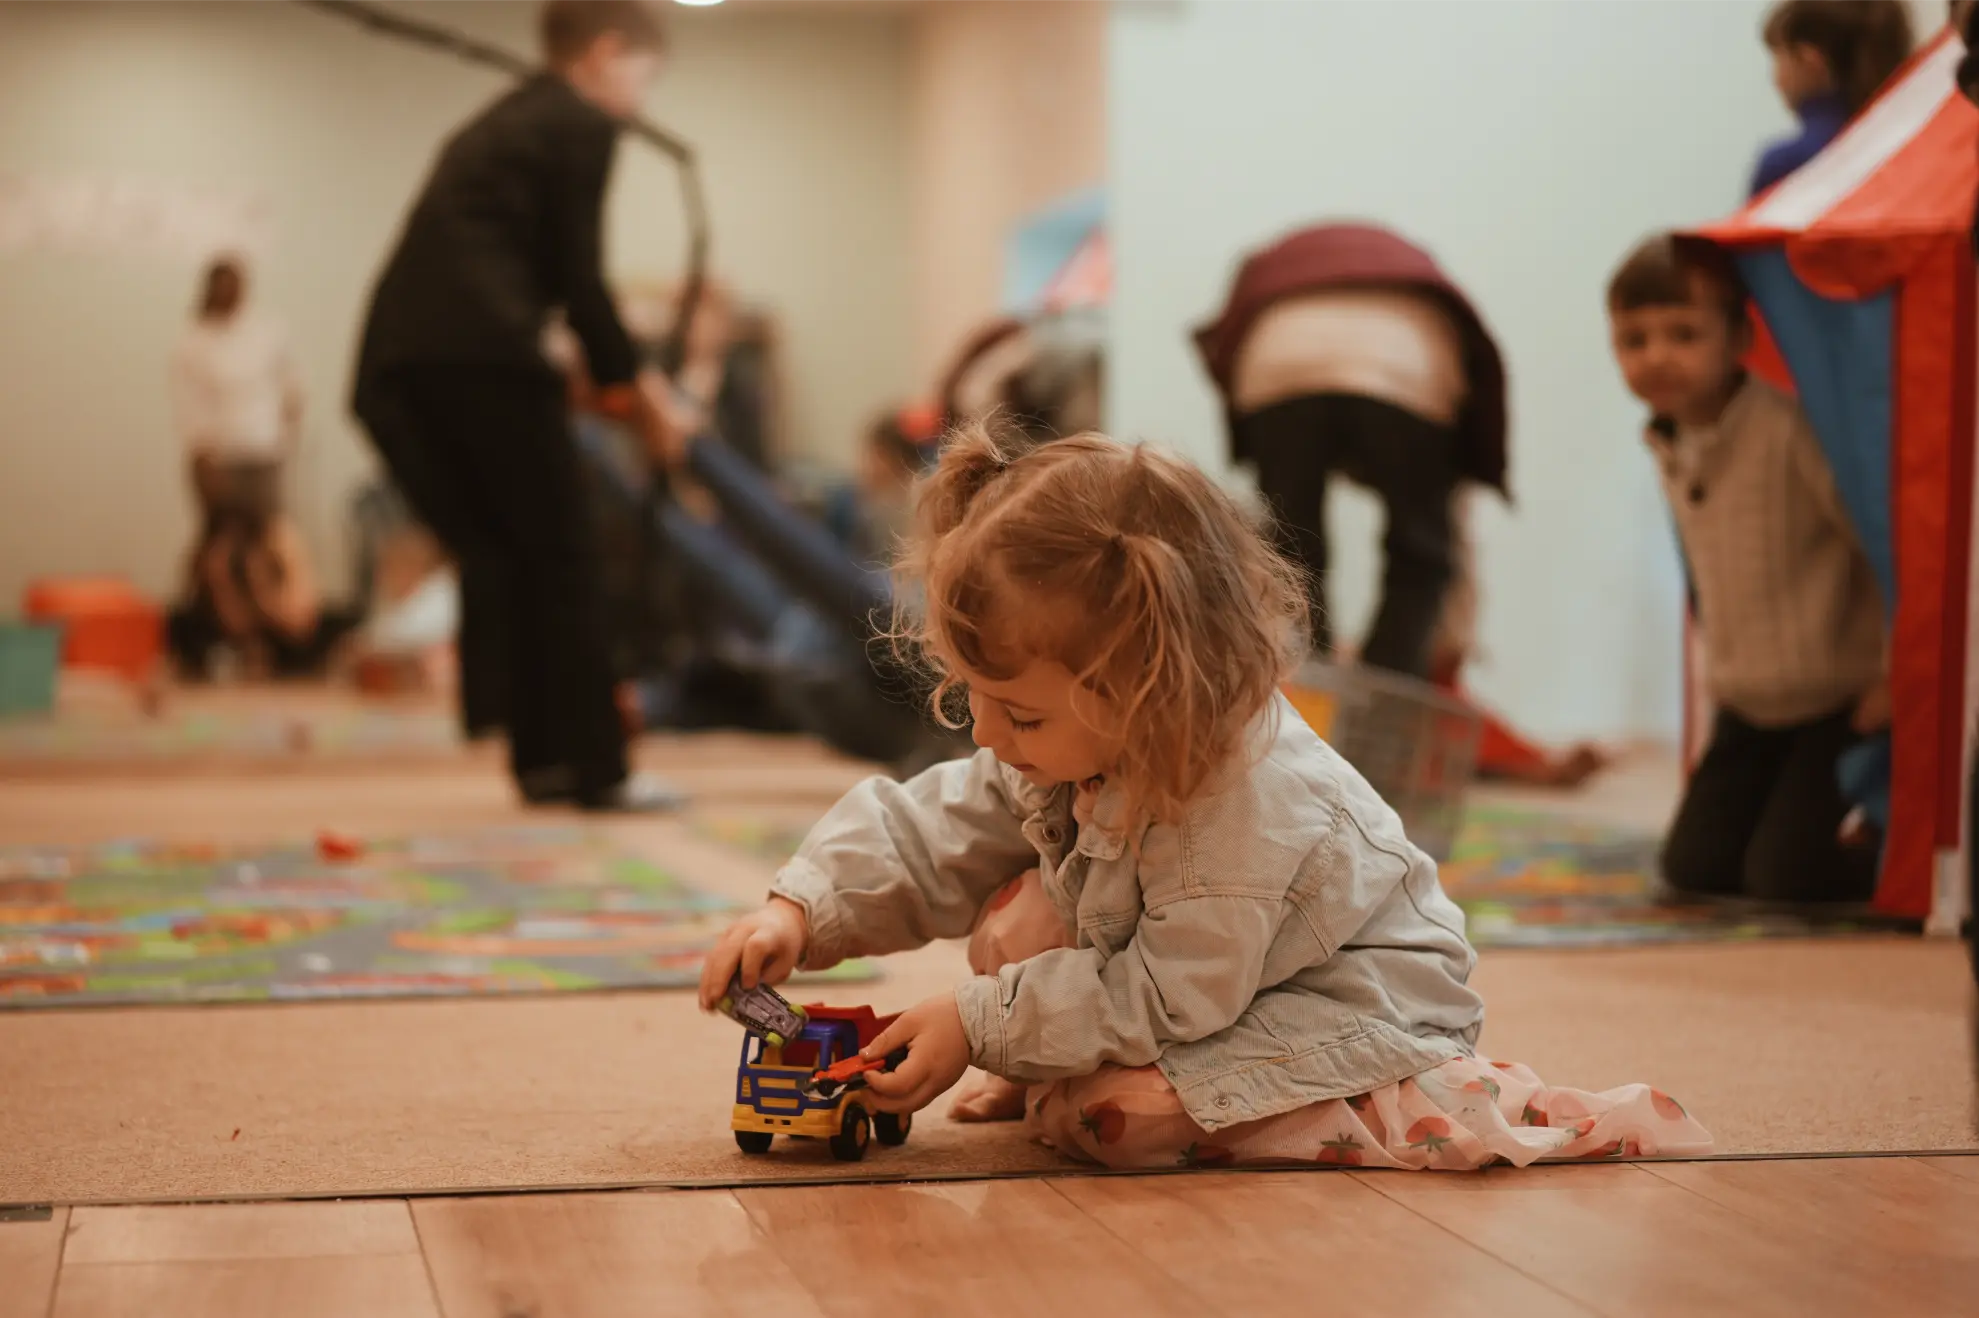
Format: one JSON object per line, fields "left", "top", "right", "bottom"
{"left": 1691, "top": 30, "right": 1977, "bottom": 928}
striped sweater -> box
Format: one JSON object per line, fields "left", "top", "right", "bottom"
{"left": 1649, "top": 377, "right": 1884, "bottom": 728}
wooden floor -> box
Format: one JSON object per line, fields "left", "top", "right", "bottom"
{"left": 2, "top": 1158, "right": 1974, "bottom": 1317}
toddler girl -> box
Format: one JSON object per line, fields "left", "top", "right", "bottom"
{"left": 1751, "top": 0, "right": 1913, "bottom": 197}
{"left": 699, "top": 426, "right": 1710, "bottom": 1170}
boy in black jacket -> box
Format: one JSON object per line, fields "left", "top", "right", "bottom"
{"left": 354, "top": 0, "right": 681, "bottom": 811}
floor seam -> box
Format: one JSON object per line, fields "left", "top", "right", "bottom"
{"left": 1352, "top": 1173, "right": 1610, "bottom": 1318}
{"left": 405, "top": 1198, "right": 451, "bottom": 1318}
{"left": 1037, "top": 1178, "right": 1240, "bottom": 1318}
{"left": 41, "top": 1207, "right": 71, "bottom": 1318}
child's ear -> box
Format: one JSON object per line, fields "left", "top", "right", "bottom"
{"left": 1789, "top": 42, "right": 1836, "bottom": 89}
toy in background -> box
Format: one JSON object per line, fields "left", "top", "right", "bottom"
{"left": 22, "top": 578, "right": 163, "bottom": 694}
{"left": 1752, "top": 0, "right": 1914, "bottom": 198}
{"left": 717, "top": 975, "right": 912, "bottom": 1161}
{"left": 0, "top": 620, "right": 64, "bottom": 720}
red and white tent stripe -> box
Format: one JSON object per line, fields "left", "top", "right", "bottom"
{"left": 1738, "top": 35, "right": 1970, "bottom": 238}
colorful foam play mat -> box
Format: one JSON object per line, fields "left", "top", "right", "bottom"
{"left": 1424, "top": 805, "right": 1912, "bottom": 947}
{"left": 0, "top": 826, "right": 873, "bottom": 1008}
{"left": 0, "top": 704, "right": 463, "bottom": 770}
{"left": 698, "top": 807, "right": 1914, "bottom": 949}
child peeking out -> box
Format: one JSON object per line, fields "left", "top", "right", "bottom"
{"left": 1752, "top": 0, "right": 1913, "bottom": 197}
{"left": 1608, "top": 236, "right": 1887, "bottom": 906}
{"left": 701, "top": 425, "right": 1710, "bottom": 1171}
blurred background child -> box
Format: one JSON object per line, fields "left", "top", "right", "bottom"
{"left": 172, "top": 256, "right": 303, "bottom": 601}
{"left": 1608, "top": 235, "right": 1886, "bottom": 906}
{"left": 351, "top": 0, "right": 685, "bottom": 812}
{"left": 1751, "top": 0, "right": 1913, "bottom": 197}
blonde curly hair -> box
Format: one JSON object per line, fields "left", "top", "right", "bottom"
{"left": 894, "top": 422, "right": 1308, "bottom": 825}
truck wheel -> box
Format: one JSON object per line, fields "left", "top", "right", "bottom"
{"left": 875, "top": 1111, "right": 912, "bottom": 1146}
{"left": 734, "top": 1130, "right": 773, "bottom": 1154}
{"left": 829, "top": 1104, "right": 872, "bottom": 1162}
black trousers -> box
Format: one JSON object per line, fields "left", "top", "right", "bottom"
{"left": 1236, "top": 393, "right": 1461, "bottom": 679}
{"left": 1662, "top": 706, "right": 1878, "bottom": 904}
{"left": 355, "top": 365, "right": 627, "bottom": 799}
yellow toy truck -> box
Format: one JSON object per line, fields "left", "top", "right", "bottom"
{"left": 730, "top": 1003, "right": 912, "bottom": 1161}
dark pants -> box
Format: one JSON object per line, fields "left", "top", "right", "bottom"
{"left": 1236, "top": 393, "right": 1460, "bottom": 679}
{"left": 166, "top": 599, "right": 360, "bottom": 680}
{"left": 1662, "top": 706, "right": 1879, "bottom": 904}
{"left": 355, "top": 365, "right": 627, "bottom": 800}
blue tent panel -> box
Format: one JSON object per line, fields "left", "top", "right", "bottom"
{"left": 1734, "top": 248, "right": 1900, "bottom": 832}
{"left": 1734, "top": 248, "right": 1897, "bottom": 609}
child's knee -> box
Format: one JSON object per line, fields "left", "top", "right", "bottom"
{"left": 968, "top": 868, "right": 1069, "bottom": 974}
{"left": 1658, "top": 812, "right": 1741, "bottom": 897}
{"left": 1031, "top": 1065, "right": 1200, "bottom": 1172}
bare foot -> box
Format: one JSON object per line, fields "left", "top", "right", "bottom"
{"left": 947, "top": 1070, "right": 1026, "bottom": 1122}
{"left": 1483, "top": 744, "right": 1612, "bottom": 790}
{"left": 1540, "top": 743, "right": 1612, "bottom": 789}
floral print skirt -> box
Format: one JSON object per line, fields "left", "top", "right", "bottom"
{"left": 1024, "top": 1055, "right": 1714, "bottom": 1171}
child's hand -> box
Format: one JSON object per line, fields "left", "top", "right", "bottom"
{"left": 697, "top": 898, "right": 809, "bottom": 1011}
{"left": 858, "top": 992, "right": 971, "bottom": 1115}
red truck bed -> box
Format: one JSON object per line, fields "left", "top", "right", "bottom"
{"left": 802, "top": 1004, "right": 898, "bottom": 1050}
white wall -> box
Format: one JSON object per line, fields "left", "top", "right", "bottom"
{"left": 909, "top": 0, "right": 1107, "bottom": 381}
{"left": 0, "top": 0, "right": 916, "bottom": 606}
{"left": 1107, "top": 0, "right": 1799, "bottom": 743}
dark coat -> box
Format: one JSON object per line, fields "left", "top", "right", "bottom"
{"left": 357, "top": 74, "right": 638, "bottom": 392}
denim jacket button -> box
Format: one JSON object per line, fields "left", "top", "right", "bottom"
{"left": 1041, "top": 826, "right": 1062, "bottom": 844}
{"left": 1215, "top": 1095, "right": 1232, "bottom": 1108}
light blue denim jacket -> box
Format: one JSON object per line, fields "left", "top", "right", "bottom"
{"left": 770, "top": 695, "right": 1483, "bottom": 1132}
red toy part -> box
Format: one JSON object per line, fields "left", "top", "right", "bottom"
{"left": 807, "top": 1045, "right": 910, "bottom": 1098}
{"left": 811, "top": 1053, "right": 889, "bottom": 1087}
{"left": 23, "top": 577, "right": 161, "bottom": 683}
{"left": 316, "top": 830, "right": 365, "bottom": 863}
